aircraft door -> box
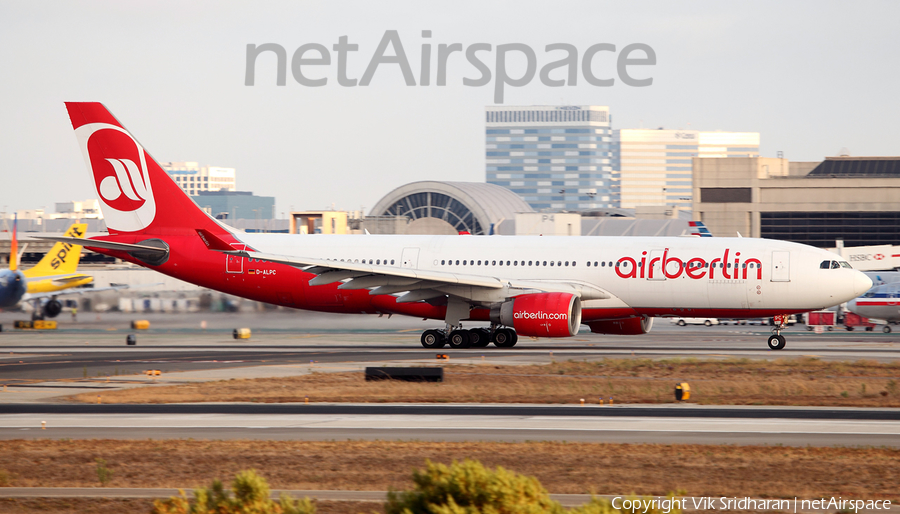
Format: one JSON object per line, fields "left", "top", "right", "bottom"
{"left": 226, "top": 244, "right": 245, "bottom": 274}
{"left": 771, "top": 251, "right": 790, "bottom": 282}
{"left": 401, "top": 248, "right": 419, "bottom": 269}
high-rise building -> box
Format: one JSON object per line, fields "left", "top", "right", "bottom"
{"left": 613, "top": 129, "right": 698, "bottom": 209}
{"left": 161, "top": 161, "right": 236, "bottom": 196}
{"left": 485, "top": 105, "right": 614, "bottom": 211}
{"left": 613, "top": 129, "right": 759, "bottom": 209}
{"left": 698, "top": 132, "right": 761, "bottom": 159}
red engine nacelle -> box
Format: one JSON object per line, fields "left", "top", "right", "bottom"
{"left": 587, "top": 315, "right": 653, "bottom": 335}
{"left": 492, "top": 292, "right": 582, "bottom": 337}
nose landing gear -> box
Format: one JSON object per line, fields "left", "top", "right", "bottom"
{"left": 767, "top": 333, "right": 786, "bottom": 350}
{"left": 767, "top": 314, "right": 789, "bottom": 350}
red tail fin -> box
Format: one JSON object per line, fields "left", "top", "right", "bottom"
{"left": 65, "top": 102, "right": 224, "bottom": 237}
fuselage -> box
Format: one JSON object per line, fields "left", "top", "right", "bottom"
{"left": 104, "top": 231, "right": 872, "bottom": 323}
{"left": 846, "top": 283, "right": 900, "bottom": 322}
{"left": 0, "top": 269, "right": 27, "bottom": 308}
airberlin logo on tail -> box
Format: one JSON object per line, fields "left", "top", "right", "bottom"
{"left": 74, "top": 123, "right": 156, "bottom": 232}
{"left": 615, "top": 248, "right": 763, "bottom": 280}
{"left": 100, "top": 158, "right": 149, "bottom": 205}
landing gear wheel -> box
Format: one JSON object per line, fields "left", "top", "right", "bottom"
{"left": 420, "top": 329, "right": 446, "bottom": 349}
{"left": 767, "top": 334, "right": 786, "bottom": 350}
{"left": 493, "top": 328, "right": 518, "bottom": 348}
{"left": 884, "top": 325, "right": 892, "bottom": 333}
{"left": 448, "top": 330, "right": 471, "bottom": 349}
{"left": 469, "top": 328, "right": 491, "bottom": 348}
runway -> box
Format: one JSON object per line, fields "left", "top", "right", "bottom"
{"left": 2, "top": 411, "right": 898, "bottom": 446}
{"left": 2, "top": 404, "right": 898, "bottom": 446}
{"left": 1, "top": 312, "right": 897, "bottom": 447}
{"left": 0, "top": 311, "right": 897, "bottom": 384}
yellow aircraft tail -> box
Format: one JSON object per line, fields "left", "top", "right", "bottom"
{"left": 23, "top": 223, "right": 88, "bottom": 278}
{"left": 9, "top": 214, "right": 17, "bottom": 271}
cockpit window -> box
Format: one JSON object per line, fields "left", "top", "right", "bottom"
{"left": 820, "top": 260, "right": 830, "bottom": 269}
{"left": 831, "top": 260, "right": 841, "bottom": 269}
{"left": 839, "top": 261, "right": 852, "bottom": 269}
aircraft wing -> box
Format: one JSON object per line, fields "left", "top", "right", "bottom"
{"left": 235, "top": 249, "right": 610, "bottom": 302}
{"left": 22, "top": 283, "right": 131, "bottom": 302}
{"left": 22, "top": 273, "right": 93, "bottom": 286}
{"left": 239, "top": 250, "right": 504, "bottom": 288}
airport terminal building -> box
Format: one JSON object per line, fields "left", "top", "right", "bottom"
{"left": 693, "top": 156, "right": 900, "bottom": 248}
{"left": 369, "top": 181, "right": 533, "bottom": 235}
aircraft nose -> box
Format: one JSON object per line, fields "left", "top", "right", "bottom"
{"left": 852, "top": 271, "right": 873, "bottom": 297}
{"left": 846, "top": 298, "right": 858, "bottom": 312}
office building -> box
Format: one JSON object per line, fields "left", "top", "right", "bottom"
{"left": 485, "top": 105, "right": 614, "bottom": 211}
{"left": 693, "top": 156, "right": 900, "bottom": 248}
{"left": 698, "top": 131, "right": 760, "bottom": 159}
{"left": 162, "top": 161, "right": 236, "bottom": 196}
{"left": 192, "top": 190, "right": 274, "bottom": 221}
{"left": 614, "top": 129, "right": 759, "bottom": 209}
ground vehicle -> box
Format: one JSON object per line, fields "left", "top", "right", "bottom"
{"left": 806, "top": 310, "right": 836, "bottom": 331}
{"left": 671, "top": 317, "right": 719, "bottom": 327}
{"left": 843, "top": 312, "right": 876, "bottom": 331}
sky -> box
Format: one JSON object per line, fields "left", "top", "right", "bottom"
{"left": 1, "top": 1, "right": 898, "bottom": 217}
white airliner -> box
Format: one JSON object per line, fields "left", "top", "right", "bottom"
{"left": 41, "top": 103, "right": 872, "bottom": 351}
{"left": 846, "top": 283, "right": 900, "bottom": 333}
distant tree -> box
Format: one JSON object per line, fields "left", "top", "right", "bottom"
{"left": 385, "top": 459, "right": 682, "bottom": 514}
{"left": 385, "top": 459, "right": 564, "bottom": 514}
{"left": 151, "top": 469, "right": 315, "bottom": 514}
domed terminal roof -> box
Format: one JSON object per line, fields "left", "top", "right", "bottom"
{"left": 370, "top": 181, "right": 533, "bottom": 235}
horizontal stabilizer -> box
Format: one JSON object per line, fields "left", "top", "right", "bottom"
{"left": 30, "top": 236, "right": 168, "bottom": 255}
{"left": 51, "top": 274, "right": 93, "bottom": 285}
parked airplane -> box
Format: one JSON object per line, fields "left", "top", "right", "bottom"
{"left": 41, "top": 102, "right": 872, "bottom": 350}
{"left": 687, "top": 221, "right": 712, "bottom": 237}
{"left": 846, "top": 283, "right": 900, "bottom": 333}
{"left": 0, "top": 221, "right": 95, "bottom": 319}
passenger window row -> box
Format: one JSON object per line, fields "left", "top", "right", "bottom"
{"left": 439, "top": 259, "right": 577, "bottom": 267}
{"left": 334, "top": 259, "right": 396, "bottom": 265}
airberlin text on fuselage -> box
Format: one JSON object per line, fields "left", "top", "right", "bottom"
{"left": 615, "top": 248, "right": 763, "bottom": 280}
{"left": 514, "top": 311, "right": 568, "bottom": 320}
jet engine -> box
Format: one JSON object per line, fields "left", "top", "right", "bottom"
{"left": 587, "top": 315, "right": 653, "bottom": 335}
{"left": 491, "top": 292, "right": 582, "bottom": 337}
{"left": 43, "top": 299, "right": 63, "bottom": 318}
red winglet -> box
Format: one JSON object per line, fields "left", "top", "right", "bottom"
{"left": 196, "top": 229, "right": 238, "bottom": 252}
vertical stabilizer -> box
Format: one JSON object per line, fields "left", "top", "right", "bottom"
{"left": 23, "top": 223, "right": 88, "bottom": 278}
{"left": 8, "top": 214, "right": 17, "bottom": 271}
{"left": 64, "top": 102, "right": 227, "bottom": 237}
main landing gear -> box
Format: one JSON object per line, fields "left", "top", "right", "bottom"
{"left": 767, "top": 314, "right": 789, "bottom": 350}
{"left": 420, "top": 326, "right": 518, "bottom": 349}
